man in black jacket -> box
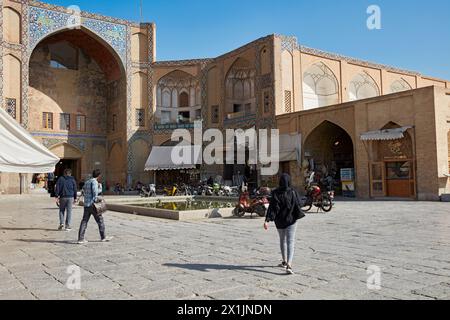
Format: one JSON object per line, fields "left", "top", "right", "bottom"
{"left": 55, "top": 169, "right": 78, "bottom": 231}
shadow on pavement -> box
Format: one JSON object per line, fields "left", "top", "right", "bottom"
{"left": 163, "top": 263, "right": 286, "bottom": 276}
{"left": 222, "top": 216, "right": 265, "bottom": 220}
{"left": 16, "top": 239, "right": 78, "bottom": 245}
{"left": 1, "top": 227, "right": 57, "bottom": 232}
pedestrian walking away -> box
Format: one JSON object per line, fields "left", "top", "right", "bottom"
{"left": 54, "top": 169, "right": 77, "bottom": 231}
{"left": 77, "top": 169, "right": 113, "bottom": 244}
{"left": 264, "top": 173, "right": 305, "bottom": 275}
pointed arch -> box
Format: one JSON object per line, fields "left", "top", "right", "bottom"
{"left": 3, "top": 7, "right": 21, "bottom": 44}
{"left": 302, "top": 62, "right": 339, "bottom": 110}
{"left": 390, "top": 78, "right": 412, "bottom": 93}
{"left": 30, "top": 26, "right": 126, "bottom": 77}
{"left": 49, "top": 142, "right": 83, "bottom": 159}
{"left": 3, "top": 54, "right": 22, "bottom": 102}
{"left": 225, "top": 58, "right": 256, "bottom": 117}
{"left": 349, "top": 72, "right": 380, "bottom": 101}
{"left": 304, "top": 121, "right": 355, "bottom": 195}
{"left": 156, "top": 70, "right": 199, "bottom": 125}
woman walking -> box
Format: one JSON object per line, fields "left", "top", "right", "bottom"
{"left": 264, "top": 173, "right": 305, "bottom": 275}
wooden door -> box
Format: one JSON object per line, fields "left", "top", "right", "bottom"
{"left": 385, "top": 161, "right": 414, "bottom": 198}
{"left": 370, "top": 162, "right": 385, "bottom": 197}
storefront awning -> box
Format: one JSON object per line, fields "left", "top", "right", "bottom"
{"left": 0, "top": 107, "right": 60, "bottom": 173}
{"left": 360, "top": 126, "right": 413, "bottom": 141}
{"left": 144, "top": 145, "right": 202, "bottom": 171}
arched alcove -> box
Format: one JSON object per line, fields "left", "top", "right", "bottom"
{"left": 156, "top": 70, "right": 199, "bottom": 125}
{"left": 225, "top": 58, "right": 256, "bottom": 118}
{"left": 3, "top": 7, "right": 21, "bottom": 44}
{"left": 390, "top": 79, "right": 412, "bottom": 93}
{"left": 303, "top": 62, "right": 339, "bottom": 110}
{"left": 131, "top": 32, "right": 148, "bottom": 62}
{"left": 349, "top": 72, "right": 379, "bottom": 101}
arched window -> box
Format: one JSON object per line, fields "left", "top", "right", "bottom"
{"left": 162, "top": 90, "right": 171, "bottom": 108}
{"left": 179, "top": 91, "right": 189, "bottom": 108}
{"left": 302, "top": 62, "right": 339, "bottom": 110}
{"left": 349, "top": 72, "right": 379, "bottom": 101}
{"left": 390, "top": 79, "right": 412, "bottom": 93}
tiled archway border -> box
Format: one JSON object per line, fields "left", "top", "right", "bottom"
{"left": 16, "top": 1, "right": 156, "bottom": 183}
{"left": 22, "top": 3, "right": 130, "bottom": 130}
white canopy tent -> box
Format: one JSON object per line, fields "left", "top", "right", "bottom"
{"left": 145, "top": 145, "right": 202, "bottom": 171}
{"left": 0, "top": 107, "right": 59, "bottom": 173}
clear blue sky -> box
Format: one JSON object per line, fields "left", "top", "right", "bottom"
{"left": 45, "top": 0, "right": 450, "bottom": 80}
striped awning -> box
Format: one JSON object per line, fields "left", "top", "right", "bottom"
{"left": 360, "top": 126, "right": 412, "bottom": 141}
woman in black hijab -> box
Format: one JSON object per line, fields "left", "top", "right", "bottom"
{"left": 264, "top": 173, "right": 305, "bottom": 274}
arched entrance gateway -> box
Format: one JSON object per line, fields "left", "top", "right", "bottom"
{"left": 303, "top": 121, "right": 355, "bottom": 196}
{"left": 28, "top": 27, "right": 127, "bottom": 187}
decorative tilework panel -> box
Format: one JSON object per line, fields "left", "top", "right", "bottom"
{"left": 135, "top": 108, "right": 145, "bottom": 127}
{"left": 5, "top": 98, "right": 17, "bottom": 119}
{"left": 29, "top": 6, "right": 127, "bottom": 66}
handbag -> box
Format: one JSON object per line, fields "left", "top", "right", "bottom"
{"left": 78, "top": 194, "right": 85, "bottom": 207}
{"left": 293, "top": 190, "right": 306, "bottom": 220}
{"left": 92, "top": 198, "right": 107, "bottom": 216}
{"left": 89, "top": 180, "right": 107, "bottom": 216}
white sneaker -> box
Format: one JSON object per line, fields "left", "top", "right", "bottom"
{"left": 286, "top": 266, "right": 295, "bottom": 275}
{"left": 65, "top": 226, "right": 72, "bottom": 232}
{"left": 77, "top": 240, "right": 88, "bottom": 245}
{"left": 101, "top": 236, "right": 113, "bottom": 242}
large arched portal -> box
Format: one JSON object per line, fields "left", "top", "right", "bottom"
{"left": 29, "top": 28, "right": 127, "bottom": 186}
{"left": 304, "top": 121, "right": 355, "bottom": 196}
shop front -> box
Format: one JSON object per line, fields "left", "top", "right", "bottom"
{"left": 144, "top": 144, "right": 202, "bottom": 187}
{"left": 362, "top": 124, "right": 416, "bottom": 199}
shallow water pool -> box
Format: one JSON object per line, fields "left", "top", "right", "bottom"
{"left": 129, "top": 200, "right": 235, "bottom": 211}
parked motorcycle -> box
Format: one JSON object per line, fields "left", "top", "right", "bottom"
{"left": 221, "top": 185, "right": 240, "bottom": 197}
{"left": 233, "top": 189, "right": 270, "bottom": 218}
{"left": 212, "top": 183, "right": 224, "bottom": 196}
{"left": 163, "top": 184, "right": 179, "bottom": 197}
{"left": 140, "top": 184, "right": 156, "bottom": 197}
{"left": 179, "top": 183, "right": 193, "bottom": 196}
{"left": 319, "top": 173, "right": 336, "bottom": 204}
{"left": 301, "top": 172, "right": 333, "bottom": 213}
{"left": 197, "top": 183, "right": 213, "bottom": 196}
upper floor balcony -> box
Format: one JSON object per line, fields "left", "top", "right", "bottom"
{"left": 224, "top": 104, "right": 256, "bottom": 126}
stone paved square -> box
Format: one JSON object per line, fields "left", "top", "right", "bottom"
{"left": 0, "top": 194, "right": 449, "bottom": 300}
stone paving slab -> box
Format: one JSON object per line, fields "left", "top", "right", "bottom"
{"left": 0, "top": 194, "right": 449, "bottom": 300}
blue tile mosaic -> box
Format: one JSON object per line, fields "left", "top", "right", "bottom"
{"left": 29, "top": 6, "right": 127, "bottom": 65}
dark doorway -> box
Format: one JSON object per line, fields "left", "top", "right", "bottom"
{"left": 224, "top": 139, "right": 258, "bottom": 189}
{"left": 54, "top": 159, "right": 81, "bottom": 182}
{"left": 304, "top": 121, "right": 355, "bottom": 196}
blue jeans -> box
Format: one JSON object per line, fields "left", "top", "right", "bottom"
{"left": 78, "top": 206, "right": 106, "bottom": 241}
{"left": 59, "top": 198, "right": 74, "bottom": 227}
{"left": 277, "top": 223, "right": 298, "bottom": 265}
